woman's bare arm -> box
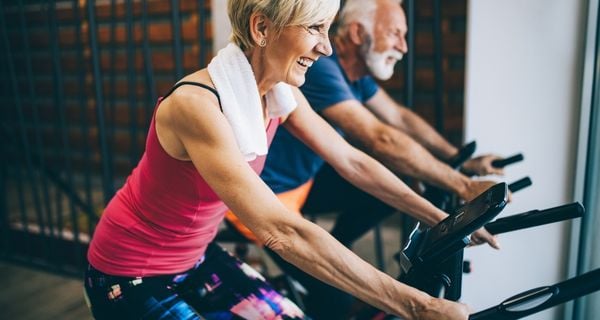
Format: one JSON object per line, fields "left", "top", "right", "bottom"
{"left": 157, "top": 85, "right": 467, "bottom": 320}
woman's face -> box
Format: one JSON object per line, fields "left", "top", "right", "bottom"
{"left": 265, "top": 20, "right": 333, "bottom": 87}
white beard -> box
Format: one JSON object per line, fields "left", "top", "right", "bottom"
{"left": 364, "top": 44, "right": 404, "bottom": 80}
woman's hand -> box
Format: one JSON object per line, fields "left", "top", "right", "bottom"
{"left": 413, "top": 297, "right": 470, "bottom": 320}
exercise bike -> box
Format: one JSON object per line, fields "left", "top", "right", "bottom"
{"left": 359, "top": 183, "right": 599, "bottom": 319}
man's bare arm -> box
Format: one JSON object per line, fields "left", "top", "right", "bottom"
{"left": 366, "top": 89, "right": 458, "bottom": 160}
{"left": 366, "top": 89, "right": 504, "bottom": 176}
{"left": 319, "top": 98, "right": 495, "bottom": 201}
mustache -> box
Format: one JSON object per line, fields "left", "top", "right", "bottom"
{"left": 387, "top": 50, "right": 404, "bottom": 60}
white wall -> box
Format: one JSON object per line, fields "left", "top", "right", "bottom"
{"left": 212, "top": 0, "right": 231, "bottom": 53}
{"left": 464, "top": 1, "right": 586, "bottom": 319}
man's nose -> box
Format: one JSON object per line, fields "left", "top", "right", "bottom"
{"left": 396, "top": 36, "right": 408, "bottom": 54}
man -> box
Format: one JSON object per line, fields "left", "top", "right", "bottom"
{"left": 273, "top": 0, "right": 504, "bottom": 244}
{"left": 226, "top": 0, "right": 503, "bottom": 317}
{"left": 229, "top": 0, "right": 502, "bottom": 246}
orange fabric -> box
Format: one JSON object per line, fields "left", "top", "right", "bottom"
{"left": 224, "top": 179, "right": 314, "bottom": 244}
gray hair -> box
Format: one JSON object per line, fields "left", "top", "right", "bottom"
{"left": 336, "top": 0, "right": 402, "bottom": 36}
{"left": 228, "top": 0, "right": 340, "bottom": 51}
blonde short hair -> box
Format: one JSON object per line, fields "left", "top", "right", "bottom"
{"left": 228, "top": 0, "right": 340, "bottom": 51}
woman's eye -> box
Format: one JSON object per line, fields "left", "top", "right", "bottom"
{"left": 309, "top": 25, "right": 321, "bottom": 33}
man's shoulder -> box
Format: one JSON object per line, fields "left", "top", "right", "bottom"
{"left": 315, "top": 53, "right": 341, "bottom": 67}
{"left": 307, "top": 54, "right": 345, "bottom": 80}
{"left": 301, "top": 56, "right": 355, "bottom": 111}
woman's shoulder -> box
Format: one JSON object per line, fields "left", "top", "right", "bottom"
{"left": 158, "top": 70, "right": 228, "bottom": 141}
{"left": 168, "top": 70, "right": 218, "bottom": 104}
{"left": 164, "top": 71, "right": 219, "bottom": 113}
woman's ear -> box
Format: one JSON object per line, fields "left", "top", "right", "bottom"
{"left": 348, "top": 22, "right": 368, "bottom": 46}
{"left": 249, "top": 12, "right": 270, "bottom": 47}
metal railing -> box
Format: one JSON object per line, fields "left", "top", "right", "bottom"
{"left": 0, "top": 0, "right": 212, "bottom": 275}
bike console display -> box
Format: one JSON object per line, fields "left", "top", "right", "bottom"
{"left": 401, "top": 182, "right": 508, "bottom": 272}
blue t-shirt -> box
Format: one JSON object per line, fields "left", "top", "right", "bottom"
{"left": 260, "top": 51, "right": 379, "bottom": 193}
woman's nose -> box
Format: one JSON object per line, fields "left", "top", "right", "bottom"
{"left": 316, "top": 36, "right": 333, "bottom": 56}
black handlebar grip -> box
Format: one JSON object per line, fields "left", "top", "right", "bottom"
{"left": 508, "top": 177, "right": 532, "bottom": 193}
{"left": 469, "top": 307, "right": 501, "bottom": 320}
{"left": 469, "top": 268, "right": 600, "bottom": 320}
{"left": 448, "top": 141, "right": 477, "bottom": 169}
{"left": 491, "top": 153, "right": 524, "bottom": 168}
{"left": 485, "top": 202, "right": 584, "bottom": 235}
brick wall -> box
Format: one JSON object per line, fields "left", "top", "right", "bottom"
{"left": 381, "top": 0, "right": 467, "bottom": 146}
{"left": 1, "top": 0, "right": 213, "bottom": 177}
{"left": 1, "top": 0, "right": 467, "bottom": 178}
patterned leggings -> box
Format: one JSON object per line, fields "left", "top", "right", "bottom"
{"left": 84, "top": 243, "right": 308, "bottom": 320}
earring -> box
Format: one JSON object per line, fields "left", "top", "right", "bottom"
{"left": 259, "top": 38, "right": 266, "bottom": 47}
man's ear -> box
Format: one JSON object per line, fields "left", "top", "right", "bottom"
{"left": 249, "top": 12, "right": 270, "bottom": 46}
{"left": 348, "top": 22, "right": 368, "bottom": 46}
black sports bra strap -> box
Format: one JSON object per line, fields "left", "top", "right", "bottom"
{"left": 163, "top": 81, "right": 222, "bottom": 112}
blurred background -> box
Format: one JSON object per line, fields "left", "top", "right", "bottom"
{"left": 0, "top": 0, "right": 598, "bottom": 319}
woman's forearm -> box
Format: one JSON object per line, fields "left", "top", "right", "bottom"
{"left": 262, "top": 217, "right": 432, "bottom": 319}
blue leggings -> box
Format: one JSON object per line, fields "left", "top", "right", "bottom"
{"left": 84, "top": 243, "right": 308, "bottom": 320}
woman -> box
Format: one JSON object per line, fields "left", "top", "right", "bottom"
{"left": 84, "top": 0, "right": 476, "bottom": 319}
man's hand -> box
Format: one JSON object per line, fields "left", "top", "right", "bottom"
{"left": 461, "top": 179, "right": 497, "bottom": 202}
{"left": 461, "top": 179, "right": 513, "bottom": 205}
{"left": 462, "top": 154, "right": 504, "bottom": 176}
{"left": 470, "top": 227, "right": 500, "bottom": 249}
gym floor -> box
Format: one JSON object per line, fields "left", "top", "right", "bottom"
{"left": 0, "top": 261, "right": 93, "bottom": 320}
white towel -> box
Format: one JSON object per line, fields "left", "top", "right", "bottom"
{"left": 207, "top": 43, "right": 297, "bottom": 161}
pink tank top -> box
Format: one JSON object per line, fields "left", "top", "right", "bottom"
{"left": 88, "top": 88, "right": 280, "bottom": 277}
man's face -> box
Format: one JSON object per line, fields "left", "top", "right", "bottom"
{"left": 361, "top": 3, "right": 408, "bottom": 80}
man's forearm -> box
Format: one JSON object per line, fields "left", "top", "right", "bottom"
{"left": 353, "top": 126, "right": 471, "bottom": 199}
{"left": 332, "top": 149, "right": 448, "bottom": 226}
{"left": 394, "top": 107, "right": 457, "bottom": 161}
{"left": 366, "top": 90, "right": 457, "bottom": 160}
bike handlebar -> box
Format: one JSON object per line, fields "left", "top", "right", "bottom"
{"left": 469, "top": 268, "right": 600, "bottom": 320}
{"left": 484, "top": 202, "right": 584, "bottom": 235}
{"left": 508, "top": 177, "right": 532, "bottom": 193}
{"left": 448, "top": 141, "right": 477, "bottom": 169}
{"left": 492, "top": 153, "right": 524, "bottom": 168}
